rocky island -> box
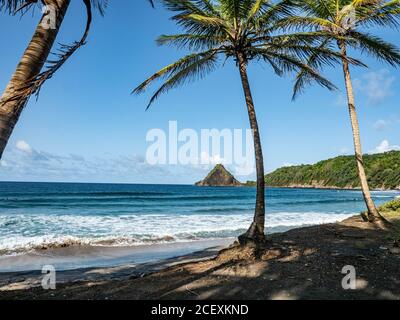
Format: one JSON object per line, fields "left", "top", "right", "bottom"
{"left": 195, "top": 164, "right": 244, "bottom": 187}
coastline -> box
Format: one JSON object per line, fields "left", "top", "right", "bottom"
{"left": 2, "top": 185, "right": 374, "bottom": 260}
{"left": 0, "top": 214, "right": 358, "bottom": 273}
{"left": 0, "top": 239, "right": 232, "bottom": 292}
{"left": 265, "top": 185, "right": 400, "bottom": 191}
{"left": 1, "top": 185, "right": 399, "bottom": 299}
{"left": 1, "top": 214, "right": 400, "bottom": 300}
{"left": 0, "top": 238, "right": 234, "bottom": 273}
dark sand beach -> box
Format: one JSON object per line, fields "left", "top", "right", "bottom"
{"left": 0, "top": 238, "right": 233, "bottom": 290}
{"left": 1, "top": 214, "right": 400, "bottom": 300}
{"left": 0, "top": 238, "right": 234, "bottom": 273}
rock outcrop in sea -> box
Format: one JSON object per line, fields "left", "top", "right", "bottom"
{"left": 195, "top": 164, "right": 243, "bottom": 187}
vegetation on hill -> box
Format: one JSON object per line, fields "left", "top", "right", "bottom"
{"left": 264, "top": 151, "right": 400, "bottom": 190}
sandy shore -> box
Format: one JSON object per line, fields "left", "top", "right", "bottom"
{"left": 1, "top": 214, "right": 400, "bottom": 300}
{"left": 0, "top": 238, "right": 234, "bottom": 272}
{"left": 0, "top": 238, "right": 233, "bottom": 291}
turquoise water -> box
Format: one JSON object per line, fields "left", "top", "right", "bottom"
{"left": 0, "top": 182, "right": 398, "bottom": 256}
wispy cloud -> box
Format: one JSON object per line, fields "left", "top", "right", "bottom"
{"left": 283, "top": 162, "right": 294, "bottom": 167}
{"left": 16, "top": 140, "right": 32, "bottom": 153}
{"left": 0, "top": 141, "right": 173, "bottom": 183}
{"left": 370, "top": 140, "right": 400, "bottom": 154}
{"left": 354, "top": 69, "right": 395, "bottom": 105}
{"left": 373, "top": 119, "right": 389, "bottom": 131}
{"left": 1, "top": 141, "right": 253, "bottom": 184}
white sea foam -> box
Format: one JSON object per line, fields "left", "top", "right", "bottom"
{"left": 0, "top": 211, "right": 353, "bottom": 255}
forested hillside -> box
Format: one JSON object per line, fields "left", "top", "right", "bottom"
{"left": 265, "top": 151, "right": 400, "bottom": 190}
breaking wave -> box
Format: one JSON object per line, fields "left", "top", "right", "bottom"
{"left": 0, "top": 211, "right": 353, "bottom": 256}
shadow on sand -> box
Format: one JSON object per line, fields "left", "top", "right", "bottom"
{"left": 1, "top": 216, "right": 400, "bottom": 300}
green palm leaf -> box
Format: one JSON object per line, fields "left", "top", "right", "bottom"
{"left": 134, "top": 0, "right": 339, "bottom": 107}
{"left": 289, "top": 0, "right": 400, "bottom": 95}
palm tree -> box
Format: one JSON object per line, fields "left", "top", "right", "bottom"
{"left": 134, "top": 0, "right": 343, "bottom": 243}
{"left": 287, "top": 0, "right": 400, "bottom": 224}
{"left": 0, "top": 0, "right": 154, "bottom": 158}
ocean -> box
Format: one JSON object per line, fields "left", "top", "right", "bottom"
{"left": 1, "top": 181, "right": 399, "bottom": 261}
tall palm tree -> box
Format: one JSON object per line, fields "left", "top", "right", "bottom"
{"left": 287, "top": 0, "right": 400, "bottom": 224}
{"left": 0, "top": 0, "right": 154, "bottom": 158}
{"left": 133, "top": 0, "right": 345, "bottom": 243}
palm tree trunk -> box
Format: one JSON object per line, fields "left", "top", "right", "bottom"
{"left": 236, "top": 52, "right": 266, "bottom": 244}
{"left": 339, "top": 41, "right": 387, "bottom": 224}
{"left": 0, "top": 0, "right": 70, "bottom": 158}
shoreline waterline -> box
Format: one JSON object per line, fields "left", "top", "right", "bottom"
{"left": 0, "top": 238, "right": 235, "bottom": 273}
{"left": 1, "top": 183, "right": 399, "bottom": 272}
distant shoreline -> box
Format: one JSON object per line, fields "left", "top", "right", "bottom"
{"left": 240, "top": 182, "right": 400, "bottom": 191}
{"left": 265, "top": 185, "right": 400, "bottom": 192}
{"left": 1, "top": 180, "right": 398, "bottom": 192}
{"left": 262, "top": 151, "right": 400, "bottom": 191}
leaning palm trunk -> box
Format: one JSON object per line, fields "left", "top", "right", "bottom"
{"left": 236, "top": 53, "right": 266, "bottom": 243}
{"left": 339, "top": 41, "right": 387, "bottom": 224}
{"left": 0, "top": 0, "right": 70, "bottom": 158}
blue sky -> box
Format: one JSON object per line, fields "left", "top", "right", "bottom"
{"left": 0, "top": 1, "right": 399, "bottom": 184}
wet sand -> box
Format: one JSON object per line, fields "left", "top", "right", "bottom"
{"left": 1, "top": 215, "right": 400, "bottom": 300}
{"left": 0, "top": 238, "right": 233, "bottom": 291}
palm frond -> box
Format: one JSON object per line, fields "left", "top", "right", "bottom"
{"left": 0, "top": 0, "right": 37, "bottom": 14}
{"left": 0, "top": 0, "right": 111, "bottom": 15}
{"left": 157, "top": 33, "right": 226, "bottom": 50}
{"left": 133, "top": 49, "right": 221, "bottom": 109}
{"left": 348, "top": 31, "right": 400, "bottom": 66}
{"left": 1, "top": 0, "right": 97, "bottom": 108}
{"left": 254, "top": 47, "right": 338, "bottom": 96}
{"left": 293, "top": 39, "right": 332, "bottom": 99}
{"left": 135, "top": 0, "right": 348, "bottom": 106}
{"left": 287, "top": 0, "right": 400, "bottom": 96}
{"left": 358, "top": 0, "right": 400, "bottom": 29}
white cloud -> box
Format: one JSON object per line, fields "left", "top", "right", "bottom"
{"left": 283, "top": 162, "right": 294, "bottom": 167}
{"left": 373, "top": 119, "right": 388, "bottom": 131}
{"left": 199, "top": 152, "right": 227, "bottom": 166}
{"left": 370, "top": 140, "right": 400, "bottom": 154}
{"left": 1, "top": 141, "right": 258, "bottom": 183}
{"left": 354, "top": 69, "right": 395, "bottom": 105}
{"left": 16, "top": 140, "right": 32, "bottom": 153}
{"left": 0, "top": 142, "right": 172, "bottom": 183}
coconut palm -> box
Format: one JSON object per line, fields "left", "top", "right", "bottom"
{"left": 287, "top": 0, "right": 400, "bottom": 224}
{"left": 0, "top": 0, "right": 154, "bottom": 158}
{"left": 133, "top": 0, "right": 347, "bottom": 243}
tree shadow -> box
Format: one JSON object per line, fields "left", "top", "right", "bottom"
{"left": 1, "top": 216, "right": 400, "bottom": 300}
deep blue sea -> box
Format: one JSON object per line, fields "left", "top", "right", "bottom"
{"left": 0, "top": 182, "right": 399, "bottom": 256}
